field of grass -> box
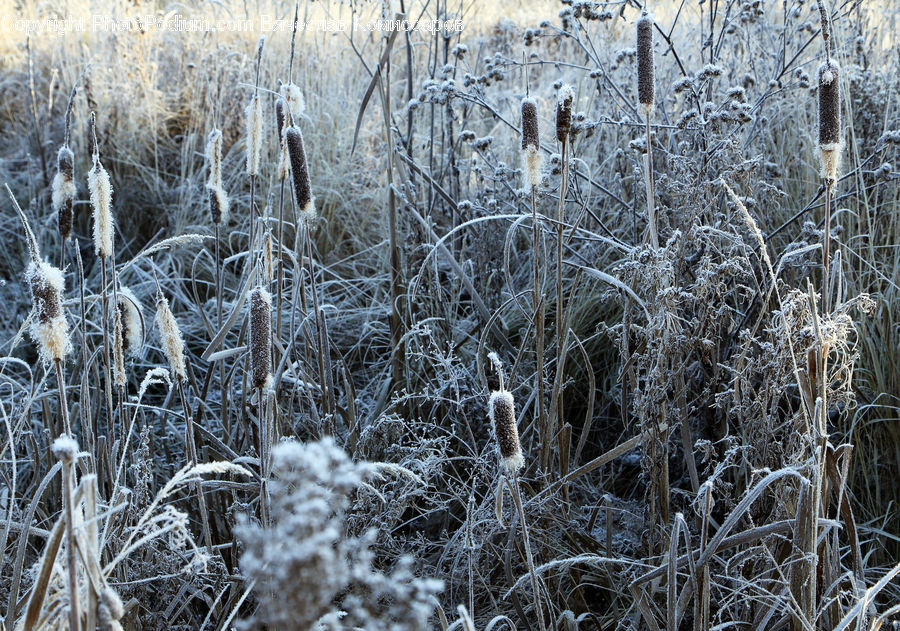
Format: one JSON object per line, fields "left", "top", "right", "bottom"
{"left": 0, "top": 0, "right": 898, "bottom": 629}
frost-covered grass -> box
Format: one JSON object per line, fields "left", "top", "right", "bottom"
{"left": 1, "top": 0, "right": 899, "bottom": 629}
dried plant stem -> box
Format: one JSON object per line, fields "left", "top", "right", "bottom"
{"left": 276, "top": 179, "right": 286, "bottom": 341}
{"left": 555, "top": 140, "right": 569, "bottom": 475}
{"left": 176, "top": 381, "right": 212, "bottom": 551}
{"left": 531, "top": 186, "right": 548, "bottom": 472}
{"left": 100, "top": 259, "right": 114, "bottom": 439}
{"left": 823, "top": 181, "right": 833, "bottom": 313}
{"left": 645, "top": 118, "right": 658, "bottom": 249}
{"left": 61, "top": 453, "right": 80, "bottom": 631}
{"left": 258, "top": 387, "right": 270, "bottom": 526}
{"left": 304, "top": 226, "right": 332, "bottom": 425}
{"left": 509, "top": 476, "right": 546, "bottom": 631}
{"left": 53, "top": 360, "right": 72, "bottom": 437}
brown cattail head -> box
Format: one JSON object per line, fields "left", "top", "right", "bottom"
{"left": 556, "top": 85, "right": 574, "bottom": 143}
{"left": 88, "top": 160, "right": 114, "bottom": 258}
{"left": 52, "top": 146, "right": 75, "bottom": 241}
{"left": 489, "top": 390, "right": 524, "bottom": 475}
{"left": 25, "top": 260, "right": 72, "bottom": 364}
{"left": 249, "top": 287, "right": 272, "bottom": 391}
{"left": 520, "top": 98, "right": 543, "bottom": 188}
{"left": 275, "top": 97, "right": 288, "bottom": 141}
{"left": 245, "top": 94, "right": 263, "bottom": 176}
{"left": 817, "top": 60, "right": 841, "bottom": 182}
{"left": 637, "top": 12, "right": 655, "bottom": 114}
{"left": 155, "top": 289, "right": 187, "bottom": 384}
{"left": 285, "top": 126, "right": 316, "bottom": 223}
{"left": 521, "top": 98, "right": 539, "bottom": 151}
{"left": 112, "top": 300, "right": 126, "bottom": 388}
{"left": 208, "top": 184, "right": 230, "bottom": 226}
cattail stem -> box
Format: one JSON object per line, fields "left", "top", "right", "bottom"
{"left": 304, "top": 226, "right": 332, "bottom": 426}
{"left": 823, "top": 182, "right": 832, "bottom": 313}
{"left": 100, "top": 259, "right": 114, "bottom": 440}
{"left": 645, "top": 118, "right": 657, "bottom": 249}
{"left": 276, "top": 179, "right": 286, "bottom": 343}
{"left": 509, "top": 476, "right": 547, "bottom": 631}
{"left": 531, "top": 187, "right": 547, "bottom": 472}
{"left": 176, "top": 381, "right": 213, "bottom": 551}
{"left": 54, "top": 359, "right": 72, "bottom": 438}
{"left": 61, "top": 452, "right": 81, "bottom": 631}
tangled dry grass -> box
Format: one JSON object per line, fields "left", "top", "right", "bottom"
{"left": 0, "top": 0, "right": 899, "bottom": 629}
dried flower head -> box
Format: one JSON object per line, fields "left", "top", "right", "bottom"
{"left": 98, "top": 587, "right": 125, "bottom": 631}
{"left": 116, "top": 287, "right": 143, "bottom": 357}
{"left": 816, "top": 0, "right": 831, "bottom": 44}
{"left": 155, "top": 289, "right": 187, "bottom": 384}
{"left": 279, "top": 83, "right": 305, "bottom": 124}
{"left": 25, "top": 260, "right": 72, "bottom": 364}
{"left": 556, "top": 85, "right": 574, "bottom": 143}
{"left": 250, "top": 287, "right": 272, "bottom": 391}
{"left": 817, "top": 60, "right": 841, "bottom": 182}
{"left": 206, "top": 128, "right": 224, "bottom": 188}
{"left": 88, "top": 160, "right": 114, "bottom": 258}
{"left": 51, "top": 434, "right": 79, "bottom": 462}
{"left": 637, "top": 12, "right": 655, "bottom": 114}
{"left": 52, "top": 146, "right": 76, "bottom": 241}
{"left": 208, "top": 184, "right": 230, "bottom": 226}
{"left": 489, "top": 390, "right": 524, "bottom": 475}
{"left": 285, "top": 126, "right": 316, "bottom": 222}
{"left": 246, "top": 94, "right": 263, "bottom": 176}
{"left": 263, "top": 230, "right": 275, "bottom": 283}
{"left": 520, "top": 98, "right": 543, "bottom": 188}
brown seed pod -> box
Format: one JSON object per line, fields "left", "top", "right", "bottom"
{"left": 208, "top": 184, "right": 230, "bottom": 225}
{"left": 25, "top": 260, "right": 71, "bottom": 364}
{"left": 556, "top": 86, "right": 574, "bottom": 143}
{"left": 520, "top": 98, "right": 539, "bottom": 151}
{"left": 637, "top": 12, "right": 655, "bottom": 112}
{"left": 249, "top": 287, "right": 272, "bottom": 391}
{"left": 53, "top": 146, "right": 75, "bottom": 241}
{"left": 817, "top": 60, "right": 841, "bottom": 181}
{"left": 275, "top": 97, "right": 288, "bottom": 143}
{"left": 489, "top": 390, "right": 524, "bottom": 475}
{"left": 285, "top": 126, "right": 315, "bottom": 220}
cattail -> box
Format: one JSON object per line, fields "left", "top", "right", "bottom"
{"left": 262, "top": 230, "right": 275, "bottom": 283}
{"left": 208, "top": 184, "right": 230, "bottom": 226}
{"left": 88, "top": 159, "right": 114, "bottom": 258}
{"left": 275, "top": 98, "right": 291, "bottom": 182}
{"left": 205, "top": 128, "right": 223, "bottom": 188}
{"left": 52, "top": 146, "right": 75, "bottom": 241}
{"left": 25, "top": 260, "right": 72, "bottom": 364}
{"left": 275, "top": 97, "right": 288, "bottom": 141}
{"left": 556, "top": 86, "right": 574, "bottom": 143}
{"left": 51, "top": 434, "right": 79, "bottom": 461}
{"left": 279, "top": 83, "right": 305, "bottom": 124}
{"left": 817, "top": 60, "right": 841, "bottom": 182}
{"left": 112, "top": 301, "right": 126, "bottom": 388}
{"left": 816, "top": 0, "right": 831, "bottom": 45}
{"left": 637, "top": 12, "right": 655, "bottom": 115}
{"left": 249, "top": 287, "right": 272, "bottom": 391}
{"left": 245, "top": 94, "right": 263, "bottom": 176}
{"left": 111, "top": 287, "right": 143, "bottom": 387}
{"left": 489, "top": 390, "right": 524, "bottom": 475}
{"left": 155, "top": 289, "right": 187, "bottom": 384}
{"left": 98, "top": 587, "right": 125, "bottom": 631}
{"left": 520, "top": 98, "right": 542, "bottom": 188}
{"left": 285, "top": 126, "right": 316, "bottom": 222}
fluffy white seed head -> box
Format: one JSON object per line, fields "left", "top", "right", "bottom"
{"left": 25, "top": 260, "right": 71, "bottom": 364}
{"left": 489, "top": 390, "right": 524, "bottom": 475}
{"left": 206, "top": 128, "right": 224, "bottom": 187}
{"left": 51, "top": 434, "right": 79, "bottom": 462}
{"left": 279, "top": 83, "right": 305, "bottom": 123}
{"left": 52, "top": 146, "right": 76, "bottom": 241}
{"left": 245, "top": 94, "right": 263, "bottom": 176}
{"left": 112, "top": 286, "right": 143, "bottom": 385}
{"left": 208, "top": 183, "right": 230, "bottom": 226}
{"left": 155, "top": 290, "right": 187, "bottom": 384}
{"left": 522, "top": 145, "right": 543, "bottom": 189}
{"left": 88, "top": 161, "right": 114, "bottom": 258}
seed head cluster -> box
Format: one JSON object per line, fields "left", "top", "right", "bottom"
{"left": 556, "top": 85, "right": 574, "bottom": 143}
{"left": 206, "top": 128, "right": 230, "bottom": 225}
{"left": 25, "top": 260, "right": 72, "bottom": 364}
{"left": 246, "top": 94, "right": 263, "bottom": 176}
{"left": 275, "top": 97, "right": 291, "bottom": 181}
{"left": 489, "top": 390, "right": 524, "bottom": 475}
{"left": 520, "top": 98, "right": 543, "bottom": 188}
{"left": 637, "top": 12, "right": 655, "bottom": 114}
{"left": 250, "top": 287, "right": 273, "bottom": 391}
{"left": 286, "top": 126, "right": 316, "bottom": 222}
{"left": 279, "top": 83, "right": 305, "bottom": 124}
{"left": 88, "top": 160, "right": 114, "bottom": 258}
{"left": 155, "top": 289, "right": 187, "bottom": 384}
{"left": 52, "top": 146, "right": 76, "bottom": 241}
{"left": 817, "top": 60, "right": 841, "bottom": 182}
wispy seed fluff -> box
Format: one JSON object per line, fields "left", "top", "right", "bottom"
{"left": 285, "top": 126, "right": 316, "bottom": 222}
{"left": 249, "top": 287, "right": 272, "bottom": 391}
{"left": 245, "top": 94, "right": 263, "bottom": 176}
{"left": 88, "top": 160, "right": 114, "bottom": 258}
{"left": 112, "top": 287, "right": 143, "bottom": 386}
{"left": 637, "top": 12, "right": 655, "bottom": 115}
{"left": 275, "top": 98, "right": 291, "bottom": 181}
{"left": 520, "top": 98, "right": 542, "bottom": 188}
{"left": 556, "top": 85, "right": 574, "bottom": 143}
{"left": 52, "top": 146, "right": 75, "bottom": 241}
{"left": 279, "top": 83, "right": 305, "bottom": 124}
{"left": 817, "top": 60, "right": 842, "bottom": 182}
{"left": 25, "top": 260, "right": 72, "bottom": 364}
{"left": 206, "top": 129, "right": 224, "bottom": 187}
{"left": 489, "top": 390, "right": 524, "bottom": 475}
{"left": 155, "top": 290, "right": 187, "bottom": 384}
